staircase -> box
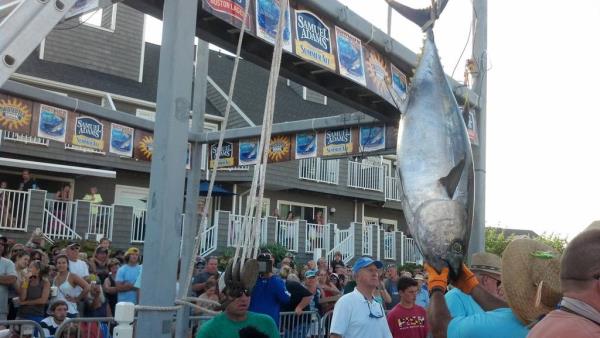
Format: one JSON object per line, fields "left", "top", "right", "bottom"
{"left": 42, "top": 199, "right": 81, "bottom": 240}
{"left": 326, "top": 223, "right": 355, "bottom": 265}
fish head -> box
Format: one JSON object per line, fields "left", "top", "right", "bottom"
{"left": 412, "top": 199, "right": 469, "bottom": 279}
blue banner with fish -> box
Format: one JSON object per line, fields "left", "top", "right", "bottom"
{"left": 256, "top": 0, "right": 292, "bottom": 52}
{"left": 72, "top": 115, "right": 104, "bottom": 151}
{"left": 239, "top": 139, "right": 259, "bottom": 165}
{"left": 294, "top": 10, "right": 336, "bottom": 71}
{"left": 295, "top": 132, "right": 317, "bottom": 159}
{"left": 323, "top": 128, "right": 352, "bottom": 156}
{"left": 335, "top": 26, "right": 366, "bottom": 86}
{"left": 391, "top": 64, "right": 408, "bottom": 104}
{"left": 109, "top": 123, "right": 134, "bottom": 157}
{"left": 37, "top": 104, "right": 67, "bottom": 142}
{"left": 360, "top": 125, "right": 385, "bottom": 152}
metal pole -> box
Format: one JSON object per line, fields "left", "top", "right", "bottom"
{"left": 135, "top": 0, "right": 198, "bottom": 336}
{"left": 175, "top": 39, "right": 210, "bottom": 338}
{"left": 470, "top": 0, "right": 487, "bottom": 254}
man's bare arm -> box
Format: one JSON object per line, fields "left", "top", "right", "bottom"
{"left": 428, "top": 290, "right": 451, "bottom": 338}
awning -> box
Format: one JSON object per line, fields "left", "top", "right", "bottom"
{"left": 199, "top": 182, "right": 235, "bottom": 196}
{"left": 0, "top": 157, "right": 116, "bottom": 178}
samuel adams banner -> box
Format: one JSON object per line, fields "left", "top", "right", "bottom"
{"left": 210, "top": 142, "right": 235, "bottom": 168}
{"left": 294, "top": 10, "right": 336, "bottom": 71}
{"left": 72, "top": 115, "right": 105, "bottom": 151}
{"left": 0, "top": 95, "right": 33, "bottom": 134}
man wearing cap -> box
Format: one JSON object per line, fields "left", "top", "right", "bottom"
{"left": 65, "top": 242, "right": 89, "bottom": 280}
{"left": 196, "top": 282, "right": 280, "bottom": 338}
{"left": 445, "top": 252, "right": 503, "bottom": 317}
{"left": 248, "top": 250, "right": 290, "bottom": 325}
{"left": 330, "top": 256, "right": 392, "bottom": 338}
{"left": 384, "top": 264, "right": 401, "bottom": 310}
{"left": 115, "top": 247, "right": 142, "bottom": 304}
{"left": 191, "top": 256, "right": 219, "bottom": 296}
{"left": 426, "top": 238, "right": 561, "bottom": 338}
{"left": 528, "top": 229, "right": 600, "bottom": 337}
{"left": 414, "top": 273, "right": 429, "bottom": 308}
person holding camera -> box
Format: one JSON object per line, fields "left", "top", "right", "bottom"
{"left": 249, "top": 250, "right": 291, "bottom": 325}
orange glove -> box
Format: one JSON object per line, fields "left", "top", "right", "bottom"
{"left": 452, "top": 264, "right": 479, "bottom": 294}
{"left": 424, "top": 263, "right": 449, "bottom": 294}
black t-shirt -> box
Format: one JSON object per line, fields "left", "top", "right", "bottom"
{"left": 281, "top": 280, "right": 312, "bottom": 312}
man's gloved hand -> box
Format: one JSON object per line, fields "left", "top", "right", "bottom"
{"left": 424, "top": 263, "right": 449, "bottom": 294}
{"left": 452, "top": 264, "right": 479, "bottom": 294}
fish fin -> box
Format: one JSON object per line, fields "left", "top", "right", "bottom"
{"left": 439, "top": 158, "right": 465, "bottom": 197}
{"left": 387, "top": 0, "right": 449, "bottom": 31}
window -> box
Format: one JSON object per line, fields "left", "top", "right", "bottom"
{"left": 79, "top": 4, "right": 117, "bottom": 32}
{"left": 380, "top": 219, "right": 398, "bottom": 232}
{"left": 114, "top": 185, "right": 148, "bottom": 210}
{"left": 277, "top": 200, "right": 327, "bottom": 223}
{"left": 136, "top": 108, "right": 155, "bottom": 122}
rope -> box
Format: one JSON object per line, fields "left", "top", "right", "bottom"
{"left": 179, "top": 0, "right": 253, "bottom": 299}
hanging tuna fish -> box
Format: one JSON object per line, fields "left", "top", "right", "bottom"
{"left": 388, "top": 0, "right": 474, "bottom": 278}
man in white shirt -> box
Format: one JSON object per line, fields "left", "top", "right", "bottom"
{"left": 330, "top": 256, "right": 392, "bottom": 338}
{"left": 66, "top": 242, "right": 89, "bottom": 279}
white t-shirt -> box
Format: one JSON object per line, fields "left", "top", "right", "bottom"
{"left": 68, "top": 259, "right": 89, "bottom": 278}
{"left": 330, "top": 288, "right": 392, "bottom": 338}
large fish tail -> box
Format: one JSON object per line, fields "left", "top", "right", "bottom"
{"left": 386, "top": 0, "right": 449, "bottom": 31}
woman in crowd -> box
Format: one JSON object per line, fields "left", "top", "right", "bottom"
{"left": 317, "top": 269, "right": 339, "bottom": 314}
{"left": 373, "top": 271, "right": 392, "bottom": 305}
{"left": 52, "top": 254, "right": 90, "bottom": 317}
{"left": 17, "top": 260, "right": 50, "bottom": 324}
{"left": 89, "top": 246, "right": 110, "bottom": 284}
{"left": 102, "top": 258, "right": 120, "bottom": 316}
{"left": 14, "top": 251, "right": 31, "bottom": 287}
{"left": 195, "top": 279, "right": 220, "bottom": 313}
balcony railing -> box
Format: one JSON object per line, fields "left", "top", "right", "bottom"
{"left": 362, "top": 223, "right": 374, "bottom": 256}
{"left": 2, "top": 130, "right": 49, "bottom": 146}
{"left": 276, "top": 220, "right": 300, "bottom": 252}
{"left": 298, "top": 158, "right": 339, "bottom": 185}
{"left": 0, "top": 188, "right": 30, "bottom": 231}
{"left": 305, "top": 223, "right": 331, "bottom": 253}
{"left": 347, "top": 160, "right": 384, "bottom": 191}
{"left": 402, "top": 236, "right": 423, "bottom": 264}
{"left": 384, "top": 232, "right": 396, "bottom": 259}
{"left": 385, "top": 176, "right": 402, "bottom": 202}
{"left": 87, "top": 204, "right": 114, "bottom": 240}
{"left": 42, "top": 199, "right": 78, "bottom": 240}
{"left": 130, "top": 208, "right": 146, "bottom": 243}
{"left": 227, "top": 214, "right": 267, "bottom": 247}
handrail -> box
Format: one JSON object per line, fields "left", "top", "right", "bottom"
{"left": 43, "top": 208, "right": 81, "bottom": 239}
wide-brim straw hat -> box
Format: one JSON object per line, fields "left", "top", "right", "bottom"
{"left": 470, "top": 252, "right": 502, "bottom": 276}
{"left": 502, "top": 238, "right": 561, "bottom": 325}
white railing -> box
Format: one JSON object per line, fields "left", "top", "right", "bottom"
{"left": 298, "top": 158, "right": 339, "bottom": 185}
{"left": 227, "top": 214, "right": 267, "bottom": 247}
{"left": 362, "top": 223, "right": 373, "bottom": 256}
{"left": 384, "top": 232, "right": 396, "bottom": 260}
{"left": 0, "top": 188, "right": 30, "bottom": 231}
{"left": 200, "top": 217, "right": 218, "bottom": 257}
{"left": 130, "top": 208, "right": 146, "bottom": 243}
{"left": 87, "top": 204, "right": 114, "bottom": 240}
{"left": 2, "top": 130, "right": 49, "bottom": 146}
{"left": 385, "top": 176, "right": 402, "bottom": 202}
{"left": 327, "top": 223, "right": 355, "bottom": 265}
{"left": 42, "top": 199, "right": 78, "bottom": 239}
{"left": 347, "top": 160, "right": 384, "bottom": 191}
{"left": 276, "top": 220, "right": 299, "bottom": 252}
{"left": 403, "top": 236, "right": 423, "bottom": 264}
{"left": 218, "top": 165, "right": 249, "bottom": 171}
{"left": 305, "top": 223, "right": 330, "bottom": 253}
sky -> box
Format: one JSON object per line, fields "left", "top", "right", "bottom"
{"left": 144, "top": 1, "right": 600, "bottom": 240}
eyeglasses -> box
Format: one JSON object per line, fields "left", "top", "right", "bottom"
{"left": 366, "top": 298, "right": 385, "bottom": 319}
{"left": 227, "top": 288, "right": 250, "bottom": 298}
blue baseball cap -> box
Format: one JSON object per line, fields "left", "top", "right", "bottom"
{"left": 352, "top": 256, "right": 383, "bottom": 274}
{"left": 304, "top": 270, "right": 317, "bottom": 278}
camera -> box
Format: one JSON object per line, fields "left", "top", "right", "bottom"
{"left": 257, "top": 253, "right": 273, "bottom": 274}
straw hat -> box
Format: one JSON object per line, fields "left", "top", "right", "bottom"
{"left": 470, "top": 252, "right": 502, "bottom": 276}
{"left": 501, "top": 238, "right": 561, "bottom": 325}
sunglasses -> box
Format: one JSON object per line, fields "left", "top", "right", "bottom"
{"left": 227, "top": 288, "right": 251, "bottom": 298}
{"left": 367, "top": 299, "right": 385, "bottom": 319}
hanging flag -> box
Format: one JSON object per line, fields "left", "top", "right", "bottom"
{"left": 295, "top": 132, "right": 317, "bottom": 159}
{"left": 203, "top": 0, "right": 255, "bottom": 32}
{"left": 72, "top": 115, "right": 105, "bottom": 151}
{"left": 360, "top": 125, "right": 385, "bottom": 152}
{"left": 37, "top": 104, "right": 68, "bottom": 142}
{"left": 335, "top": 26, "right": 366, "bottom": 86}
{"left": 109, "top": 123, "right": 134, "bottom": 157}
{"left": 134, "top": 130, "right": 154, "bottom": 161}
{"left": 239, "top": 139, "right": 259, "bottom": 165}
{"left": 268, "top": 135, "right": 291, "bottom": 163}
{"left": 256, "top": 0, "right": 292, "bottom": 52}
{"left": 323, "top": 128, "right": 352, "bottom": 156}
{"left": 0, "top": 96, "right": 32, "bottom": 134}
{"left": 294, "top": 10, "right": 336, "bottom": 71}
{"left": 390, "top": 64, "right": 408, "bottom": 106}
{"left": 210, "top": 142, "right": 235, "bottom": 168}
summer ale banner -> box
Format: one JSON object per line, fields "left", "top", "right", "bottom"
{"left": 294, "top": 9, "right": 336, "bottom": 71}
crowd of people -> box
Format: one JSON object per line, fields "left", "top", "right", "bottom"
{"left": 196, "top": 224, "right": 600, "bottom": 338}
{"left": 0, "top": 231, "right": 143, "bottom": 338}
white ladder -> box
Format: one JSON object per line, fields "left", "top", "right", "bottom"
{"left": 0, "top": 0, "right": 79, "bottom": 86}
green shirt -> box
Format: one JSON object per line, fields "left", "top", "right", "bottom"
{"left": 196, "top": 311, "right": 280, "bottom": 338}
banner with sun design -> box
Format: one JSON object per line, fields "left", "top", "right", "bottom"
{"left": 134, "top": 130, "right": 154, "bottom": 161}
{"left": 0, "top": 95, "right": 33, "bottom": 134}
{"left": 363, "top": 45, "right": 395, "bottom": 105}
{"left": 268, "top": 135, "right": 291, "bottom": 163}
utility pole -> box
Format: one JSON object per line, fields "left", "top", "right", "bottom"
{"left": 135, "top": 0, "right": 199, "bottom": 336}
{"left": 470, "top": 0, "right": 487, "bottom": 254}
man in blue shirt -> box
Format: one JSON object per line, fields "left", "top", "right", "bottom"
{"left": 248, "top": 250, "right": 290, "bottom": 325}
{"left": 116, "top": 247, "right": 142, "bottom": 304}
{"left": 414, "top": 273, "right": 429, "bottom": 308}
